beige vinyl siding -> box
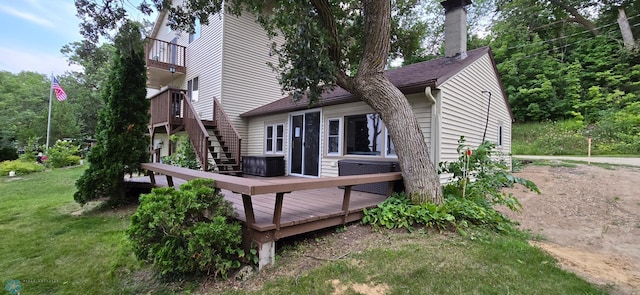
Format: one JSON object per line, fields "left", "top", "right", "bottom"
{"left": 438, "top": 53, "right": 512, "bottom": 166}
{"left": 221, "top": 13, "right": 284, "bottom": 154}
{"left": 183, "top": 13, "right": 224, "bottom": 120}
{"left": 246, "top": 114, "right": 290, "bottom": 173}
{"left": 319, "top": 96, "right": 432, "bottom": 177}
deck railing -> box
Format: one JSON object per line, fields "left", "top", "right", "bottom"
{"left": 213, "top": 98, "right": 242, "bottom": 167}
{"left": 150, "top": 88, "right": 184, "bottom": 127}
{"left": 182, "top": 94, "right": 211, "bottom": 171}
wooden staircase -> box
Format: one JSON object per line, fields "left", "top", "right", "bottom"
{"left": 181, "top": 92, "right": 242, "bottom": 175}
{"left": 148, "top": 89, "right": 242, "bottom": 175}
{"left": 207, "top": 124, "right": 242, "bottom": 175}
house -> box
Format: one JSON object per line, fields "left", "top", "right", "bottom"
{"left": 145, "top": 1, "right": 284, "bottom": 174}
{"left": 145, "top": 0, "right": 513, "bottom": 181}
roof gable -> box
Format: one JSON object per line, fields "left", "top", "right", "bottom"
{"left": 241, "top": 46, "right": 492, "bottom": 118}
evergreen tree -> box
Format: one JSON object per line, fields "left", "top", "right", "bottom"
{"left": 74, "top": 21, "right": 149, "bottom": 205}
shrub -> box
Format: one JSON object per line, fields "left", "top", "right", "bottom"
{"left": 0, "top": 159, "right": 45, "bottom": 176}
{"left": 47, "top": 140, "right": 81, "bottom": 168}
{"left": 364, "top": 137, "right": 539, "bottom": 233}
{"left": 0, "top": 147, "right": 18, "bottom": 162}
{"left": 128, "top": 179, "right": 248, "bottom": 278}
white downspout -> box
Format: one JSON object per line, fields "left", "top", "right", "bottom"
{"left": 425, "top": 87, "right": 440, "bottom": 168}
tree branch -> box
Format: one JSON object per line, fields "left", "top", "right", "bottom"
{"left": 548, "top": 0, "right": 599, "bottom": 36}
{"left": 309, "top": 0, "right": 340, "bottom": 63}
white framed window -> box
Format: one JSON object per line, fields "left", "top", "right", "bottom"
{"left": 345, "top": 113, "right": 384, "bottom": 156}
{"left": 189, "top": 18, "right": 201, "bottom": 43}
{"left": 385, "top": 128, "right": 397, "bottom": 157}
{"left": 497, "top": 124, "right": 503, "bottom": 147}
{"left": 327, "top": 118, "right": 342, "bottom": 155}
{"left": 188, "top": 77, "right": 199, "bottom": 102}
{"left": 265, "top": 123, "right": 284, "bottom": 154}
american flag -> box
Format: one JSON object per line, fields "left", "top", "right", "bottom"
{"left": 53, "top": 77, "right": 67, "bottom": 101}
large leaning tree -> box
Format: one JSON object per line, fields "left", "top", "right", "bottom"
{"left": 74, "top": 20, "right": 149, "bottom": 205}
{"left": 76, "top": 0, "right": 442, "bottom": 204}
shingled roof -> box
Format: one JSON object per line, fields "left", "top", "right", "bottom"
{"left": 240, "top": 46, "right": 491, "bottom": 118}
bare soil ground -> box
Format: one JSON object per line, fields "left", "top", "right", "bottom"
{"left": 502, "top": 163, "right": 640, "bottom": 295}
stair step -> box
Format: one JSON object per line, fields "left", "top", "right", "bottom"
{"left": 214, "top": 158, "right": 237, "bottom": 165}
{"left": 215, "top": 170, "right": 243, "bottom": 176}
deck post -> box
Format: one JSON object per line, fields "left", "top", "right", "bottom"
{"left": 387, "top": 181, "right": 395, "bottom": 196}
{"left": 166, "top": 175, "right": 174, "bottom": 188}
{"left": 341, "top": 186, "right": 352, "bottom": 223}
{"left": 257, "top": 240, "right": 275, "bottom": 270}
{"left": 147, "top": 170, "right": 156, "bottom": 184}
{"left": 273, "top": 192, "right": 285, "bottom": 230}
{"left": 241, "top": 194, "right": 256, "bottom": 225}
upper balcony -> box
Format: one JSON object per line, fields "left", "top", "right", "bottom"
{"left": 145, "top": 38, "right": 187, "bottom": 89}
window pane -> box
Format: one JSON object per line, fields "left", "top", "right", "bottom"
{"left": 266, "top": 126, "right": 273, "bottom": 139}
{"left": 266, "top": 126, "right": 273, "bottom": 152}
{"left": 329, "top": 120, "right": 339, "bottom": 135}
{"left": 345, "top": 114, "right": 383, "bottom": 155}
{"left": 266, "top": 140, "right": 273, "bottom": 152}
{"left": 328, "top": 137, "right": 338, "bottom": 153}
{"left": 387, "top": 133, "right": 396, "bottom": 155}
{"left": 276, "top": 125, "right": 283, "bottom": 138}
{"left": 276, "top": 138, "right": 283, "bottom": 152}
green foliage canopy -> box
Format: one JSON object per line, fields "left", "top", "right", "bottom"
{"left": 74, "top": 21, "right": 149, "bottom": 205}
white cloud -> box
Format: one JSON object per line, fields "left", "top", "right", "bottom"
{"left": 0, "top": 4, "right": 54, "bottom": 28}
{"left": 0, "top": 47, "right": 83, "bottom": 75}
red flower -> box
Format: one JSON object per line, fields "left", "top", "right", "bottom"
{"left": 466, "top": 149, "right": 472, "bottom": 157}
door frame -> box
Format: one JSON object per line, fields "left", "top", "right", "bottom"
{"left": 288, "top": 109, "right": 322, "bottom": 177}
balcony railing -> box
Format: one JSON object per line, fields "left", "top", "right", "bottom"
{"left": 145, "top": 38, "right": 186, "bottom": 88}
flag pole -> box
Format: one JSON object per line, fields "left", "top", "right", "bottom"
{"left": 46, "top": 72, "right": 54, "bottom": 151}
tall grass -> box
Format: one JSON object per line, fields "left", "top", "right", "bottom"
{"left": 513, "top": 119, "right": 640, "bottom": 155}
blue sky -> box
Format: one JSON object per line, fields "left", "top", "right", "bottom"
{"left": 0, "top": 0, "right": 154, "bottom": 76}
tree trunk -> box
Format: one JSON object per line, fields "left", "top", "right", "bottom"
{"left": 353, "top": 75, "right": 443, "bottom": 204}
{"left": 617, "top": 8, "right": 636, "bottom": 50}
{"left": 331, "top": 0, "right": 443, "bottom": 204}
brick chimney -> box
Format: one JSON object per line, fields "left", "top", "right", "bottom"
{"left": 441, "top": 0, "right": 472, "bottom": 58}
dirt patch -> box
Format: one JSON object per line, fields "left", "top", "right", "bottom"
{"left": 502, "top": 164, "right": 640, "bottom": 295}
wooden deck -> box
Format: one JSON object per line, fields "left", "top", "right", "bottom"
{"left": 127, "top": 175, "right": 387, "bottom": 239}
{"left": 134, "top": 162, "right": 402, "bottom": 269}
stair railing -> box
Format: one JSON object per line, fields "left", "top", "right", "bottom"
{"left": 181, "top": 92, "right": 210, "bottom": 171}
{"left": 213, "top": 98, "right": 242, "bottom": 169}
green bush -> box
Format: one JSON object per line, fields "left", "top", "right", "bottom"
{"left": 161, "top": 135, "right": 200, "bottom": 170}
{"left": 0, "top": 147, "right": 18, "bottom": 161}
{"left": 364, "top": 137, "right": 539, "bottom": 233}
{"left": 47, "top": 140, "right": 81, "bottom": 168}
{"left": 0, "top": 159, "right": 45, "bottom": 176}
{"left": 128, "top": 178, "right": 248, "bottom": 278}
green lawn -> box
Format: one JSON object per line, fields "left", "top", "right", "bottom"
{"left": 0, "top": 166, "right": 142, "bottom": 294}
{"left": 0, "top": 167, "right": 608, "bottom": 294}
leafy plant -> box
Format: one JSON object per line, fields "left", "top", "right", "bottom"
{"left": 0, "top": 159, "right": 44, "bottom": 176}
{"left": 440, "top": 137, "right": 539, "bottom": 212}
{"left": 47, "top": 140, "right": 81, "bottom": 168}
{"left": 365, "top": 137, "right": 539, "bottom": 233}
{"left": 162, "top": 135, "right": 200, "bottom": 170}
{"left": 128, "top": 178, "right": 248, "bottom": 278}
